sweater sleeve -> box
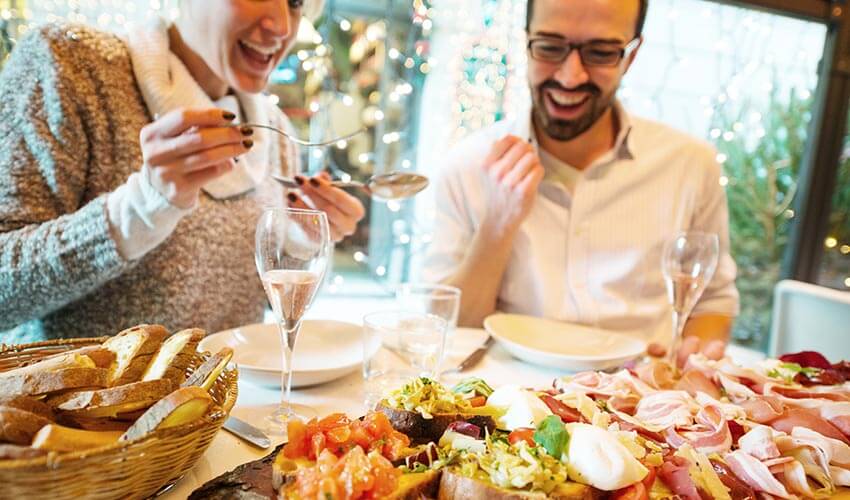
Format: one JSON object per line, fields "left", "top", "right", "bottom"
{"left": 0, "top": 26, "right": 132, "bottom": 330}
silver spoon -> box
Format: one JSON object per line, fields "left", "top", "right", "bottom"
{"left": 271, "top": 171, "right": 429, "bottom": 201}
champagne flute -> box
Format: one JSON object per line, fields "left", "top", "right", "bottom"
{"left": 255, "top": 207, "right": 331, "bottom": 436}
{"left": 661, "top": 231, "right": 719, "bottom": 367}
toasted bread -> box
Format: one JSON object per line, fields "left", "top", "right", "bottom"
{"left": 142, "top": 328, "right": 205, "bottom": 386}
{"left": 46, "top": 379, "right": 173, "bottom": 418}
{"left": 0, "top": 395, "right": 55, "bottom": 421}
{"left": 438, "top": 469, "right": 596, "bottom": 500}
{"left": 181, "top": 347, "right": 233, "bottom": 391}
{"left": 0, "top": 406, "right": 51, "bottom": 445}
{"left": 0, "top": 367, "right": 108, "bottom": 398}
{"left": 120, "top": 386, "right": 213, "bottom": 442}
{"left": 103, "top": 324, "right": 169, "bottom": 386}
{"left": 376, "top": 401, "right": 496, "bottom": 443}
{"left": 31, "top": 424, "right": 122, "bottom": 452}
{"left": 0, "top": 443, "right": 48, "bottom": 460}
{"left": 1, "top": 352, "right": 95, "bottom": 378}
{"left": 58, "top": 414, "right": 133, "bottom": 432}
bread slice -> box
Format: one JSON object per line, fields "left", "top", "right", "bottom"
{"left": 437, "top": 469, "right": 596, "bottom": 500}
{"left": 120, "top": 386, "right": 213, "bottom": 442}
{"left": 46, "top": 379, "right": 173, "bottom": 418}
{"left": 181, "top": 347, "right": 233, "bottom": 391}
{"left": 55, "top": 346, "right": 116, "bottom": 369}
{"left": 1, "top": 352, "right": 95, "bottom": 378}
{"left": 0, "top": 395, "right": 55, "bottom": 421}
{"left": 142, "top": 328, "right": 205, "bottom": 386}
{"left": 58, "top": 414, "right": 133, "bottom": 432}
{"left": 0, "top": 406, "right": 51, "bottom": 445}
{"left": 0, "top": 367, "right": 108, "bottom": 398}
{"left": 102, "top": 324, "right": 169, "bottom": 386}
{"left": 0, "top": 444, "right": 48, "bottom": 460}
{"left": 31, "top": 424, "right": 122, "bottom": 452}
{"left": 376, "top": 401, "right": 496, "bottom": 443}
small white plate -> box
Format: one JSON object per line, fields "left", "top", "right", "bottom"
{"left": 483, "top": 313, "right": 646, "bottom": 372}
{"left": 200, "top": 320, "right": 362, "bottom": 388}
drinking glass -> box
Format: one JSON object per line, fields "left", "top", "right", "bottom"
{"left": 395, "top": 284, "right": 461, "bottom": 353}
{"left": 362, "top": 311, "right": 448, "bottom": 410}
{"left": 661, "top": 231, "right": 719, "bottom": 366}
{"left": 255, "top": 207, "right": 331, "bottom": 435}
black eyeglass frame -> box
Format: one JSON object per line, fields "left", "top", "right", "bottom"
{"left": 526, "top": 37, "right": 641, "bottom": 67}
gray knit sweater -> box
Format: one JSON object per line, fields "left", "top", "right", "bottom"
{"left": 0, "top": 24, "right": 293, "bottom": 343}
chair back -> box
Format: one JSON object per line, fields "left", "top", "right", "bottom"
{"left": 769, "top": 279, "right": 850, "bottom": 361}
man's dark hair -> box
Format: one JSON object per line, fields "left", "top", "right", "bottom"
{"left": 525, "top": 0, "right": 649, "bottom": 39}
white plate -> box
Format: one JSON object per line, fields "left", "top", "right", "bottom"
{"left": 200, "top": 320, "right": 362, "bottom": 388}
{"left": 483, "top": 313, "right": 646, "bottom": 372}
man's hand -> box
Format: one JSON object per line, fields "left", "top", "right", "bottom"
{"left": 480, "top": 135, "right": 544, "bottom": 237}
{"left": 287, "top": 172, "right": 366, "bottom": 242}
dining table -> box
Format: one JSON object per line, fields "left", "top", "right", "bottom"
{"left": 160, "top": 325, "right": 790, "bottom": 499}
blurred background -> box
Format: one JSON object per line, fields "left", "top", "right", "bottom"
{"left": 1, "top": 0, "right": 847, "bottom": 352}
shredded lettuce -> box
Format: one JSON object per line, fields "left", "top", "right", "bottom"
{"left": 454, "top": 437, "right": 570, "bottom": 493}
{"left": 766, "top": 362, "right": 821, "bottom": 383}
{"left": 386, "top": 377, "right": 474, "bottom": 418}
{"left": 452, "top": 377, "right": 494, "bottom": 397}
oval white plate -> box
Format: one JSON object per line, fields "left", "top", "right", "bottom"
{"left": 483, "top": 313, "right": 646, "bottom": 372}
{"left": 200, "top": 320, "right": 362, "bottom": 388}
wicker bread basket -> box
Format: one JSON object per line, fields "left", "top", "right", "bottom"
{"left": 0, "top": 337, "right": 238, "bottom": 500}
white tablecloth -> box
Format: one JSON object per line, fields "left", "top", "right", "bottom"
{"left": 161, "top": 327, "right": 764, "bottom": 499}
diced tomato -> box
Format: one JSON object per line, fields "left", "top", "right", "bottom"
{"left": 318, "top": 413, "right": 351, "bottom": 431}
{"left": 508, "top": 428, "right": 536, "bottom": 447}
{"left": 540, "top": 394, "right": 583, "bottom": 423}
{"left": 350, "top": 424, "right": 373, "bottom": 449}
{"left": 326, "top": 424, "right": 352, "bottom": 444}
{"left": 611, "top": 482, "right": 648, "bottom": 500}
{"left": 468, "top": 395, "right": 487, "bottom": 407}
{"left": 382, "top": 433, "right": 409, "bottom": 461}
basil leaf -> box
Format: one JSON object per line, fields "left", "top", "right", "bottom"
{"left": 533, "top": 415, "right": 570, "bottom": 459}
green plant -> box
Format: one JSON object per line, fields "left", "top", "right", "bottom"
{"left": 713, "top": 85, "right": 850, "bottom": 350}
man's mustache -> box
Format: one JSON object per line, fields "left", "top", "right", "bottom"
{"left": 538, "top": 81, "right": 601, "bottom": 96}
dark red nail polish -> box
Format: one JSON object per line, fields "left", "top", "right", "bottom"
{"left": 287, "top": 193, "right": 298, "bottom": 203}
{"left": 295, "top": 175, "right": 305, "bottom": 185}
{"left": 240, "top": 126, "right": 254, "bottom": 136}
{"left": 309, "top": 178, "right": 320, "bottom": 188}
{"left": 223, "top": 111, "right": 236, "bottom": 120}
{"left": 243, "top": 139, "right": 254, "bottom": 149}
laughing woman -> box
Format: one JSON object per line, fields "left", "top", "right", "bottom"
{"left": 0, "top": 0, "right": 365, "bottom": 342}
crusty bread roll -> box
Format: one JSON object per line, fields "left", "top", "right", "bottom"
{"left": 142, "top": 328, "right": 205, "bottom": 387}
{"left": 46, "top": 379, "right": 173, "bottom": 418}
{"left": 0, "top": 367, "right": 108, "bottom": 398}
{"left": 103, "top": 324, "right": 169, "bottom": 386}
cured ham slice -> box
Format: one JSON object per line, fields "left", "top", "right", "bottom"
{"left": 769, "top": 408, "right": 850, "bottom": 445}
{"left": 635, "top": 391, "right": 695, "bottom": 428}
{"left": 665, "top": 405, "right": 733, "bottom": 454}
{"left": 725, "top": 450, "right": 793, "bottom": 498}
{"left": 634, "top": 360, "right": 676, "bottom": 390}
{"left": 676, "top": 369, "right": 722, "bottom": 400}
{"left": 739, "top": 426, "right": 781, "bottom": 461}
{"left": 658, "top": 455, "right": 704, "bottom": 500}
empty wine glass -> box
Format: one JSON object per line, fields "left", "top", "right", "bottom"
{"left": 661, "top": 231, "right": 719, "bottom": 366}
{"left": 255, "top": 207, "right": 331, "bottom": 436}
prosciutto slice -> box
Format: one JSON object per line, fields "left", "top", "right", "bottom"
{"left": 635, "top": 391, "right": 695, "bottom": 428}
{"left": 725, "top": 450, "right": 793, "bottom": 498}
{"left": 676, "top": 369, "right": 723, "bottom": 400}
{"left": 658, "top": 455, "right": 704, "bottom": 500}
{"left": 769, "top": 408, "right": 850, "bottom": 445}
{"left": 665, "top": 405, "right": 733, "bottom": 454}
{"left": 739, "top": 426, "right": 781, "bottom": 461}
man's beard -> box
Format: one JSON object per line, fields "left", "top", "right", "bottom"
{"left": 532, "top": 81, "right": 613, "bottom": 141}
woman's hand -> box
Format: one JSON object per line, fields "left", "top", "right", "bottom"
{"left": 140, "top": 108, "right": 253, "bottom": 209}
{"left": 287, "top": 172, "right": 366, "bottom": 242}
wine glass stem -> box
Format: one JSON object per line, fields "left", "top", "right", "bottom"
{"left": 277, "top": 320, "right": 301, "bottom": 416}
{"left": 668, "top": 309, "right": 687, "bottom": 368}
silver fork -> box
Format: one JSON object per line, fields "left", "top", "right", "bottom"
{"left": 233, "top": 123, "right": 366, "bottom": 147}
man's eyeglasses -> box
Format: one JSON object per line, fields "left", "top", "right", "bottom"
{"left": 527, "top": 37, "right": 640, "bottom": 67}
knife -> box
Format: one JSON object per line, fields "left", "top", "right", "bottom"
{"left": 444, "top": 336, "right": 494, "bottom": 375}
{"left": 223, "top": 416, "right": 271, "bottom": 449}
